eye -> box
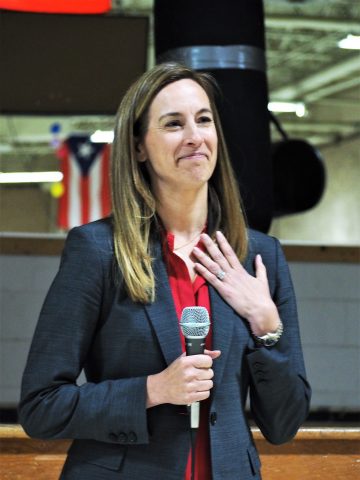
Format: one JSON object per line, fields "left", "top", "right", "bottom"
{"left": 197, "top": 115, "right": 213, "bottom": 124}
{"left": 164, "top": 119, "right": 182, "bottom": 129}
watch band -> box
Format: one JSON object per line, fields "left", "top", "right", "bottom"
{"left": 253, "top": 319, "right": 284, "bottom": 347}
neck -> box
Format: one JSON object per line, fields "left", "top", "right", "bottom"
{"left": 155, "top": 184, "right": 208, "bottom": 239}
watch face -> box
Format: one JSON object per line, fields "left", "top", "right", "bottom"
{"left": 255, "top": 320, "right": 283, "bottom": 347}
{"left": 257, "top": 333, "right": 279, "bottom": 347}
{"left": 264, "top": 337, "right": 277, "bottom": 347}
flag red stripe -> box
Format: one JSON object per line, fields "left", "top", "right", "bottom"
{"left": 81, "top": 175, "right": 90, "bottom": 225}
{"left": 0, "top": 0, "right": 111, "bottom": 13}
{"left": 57, "top": 144, "right": 70, "bottom": 230}
{"left": 100, "top": 145, "right": 111, "bottom": 217}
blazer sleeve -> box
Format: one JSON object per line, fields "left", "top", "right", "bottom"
{"left": 18, "top": 225, "right": 150, "bottom": 445}
{"left": 246, "top": 236, "right": 311, "bottom": 444}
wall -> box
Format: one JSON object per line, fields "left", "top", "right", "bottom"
{"left": 0, "top": 186, "right": 57, "bottom": 233}
{"left": 270, "top": 136, "right": 360, "bottom": 245}
{"left": 1, "top": 248, "right": 359, "bottom": 412}
{"left": 0, "top": 152, "right": 59, "bottom": 233}
{"left": 291, "top": 261, "right": 359, "bottom": 409}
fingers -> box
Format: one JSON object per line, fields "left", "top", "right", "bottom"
{"left": 255, "top": 254, "right": 268, "bottom": 284}
{"left": 193, "top": 260, "right": 223, "bottom": 286}
{"left": 193, "top": 233, "right": 269, "bottom": 290}
{"left": 204, "top": 349, "right": 221, "bottom": 359}
{"left": 187, "top": 383, "right": 213, "bottom": 402}
{"left": 198, "top": 233, "right": 227, "bottom": 268}
{"left": 214, "top": 231, "right": 241, "bottom": 269}
{"left": 170, "top": 353, "right": 219, "bottom": 404}
{"left": 177, "top": 358, "right": 214, "bottom": 403}
{"left": 192, "top": 232, "right": 244, "bottom": 281}
{"left": 192, "top": 245, "right": 226, "bottom": 281}
{"left": 189, "top": 353, "right": 214, "bottom": 369}
{"left": 188, "top": 390, "right": 211, "bottom": 402}
{"left": 182, "top": 353, "right": 219, "bottom": 402}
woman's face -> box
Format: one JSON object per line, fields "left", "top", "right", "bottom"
{"left": 137, "top": 79, "right": 218, "bottom": 194}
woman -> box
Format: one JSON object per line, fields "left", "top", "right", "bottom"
{"left": 19, "top": 63, "right": 311, "bottom": 480}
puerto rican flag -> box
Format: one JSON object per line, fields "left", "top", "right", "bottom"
{"left": 57, "top": 135, "right": 111, "bottom": 230}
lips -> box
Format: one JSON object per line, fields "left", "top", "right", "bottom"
{"left": 178, "top": 151, "right": 208, "bottom": 161}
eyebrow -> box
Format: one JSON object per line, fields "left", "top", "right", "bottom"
{"left": 158, "top": 108, "right": 213, "bottom": 122}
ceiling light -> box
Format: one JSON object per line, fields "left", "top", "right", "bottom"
{"left": 338, "top": 34, "right": 360, "bottom": 50}
{"left": 90, "top": 130, "right": 114, "bottom": 143}
{"left": 268, "top": 102, "right": 306, "bottom": 117}
{"left": 0, "top": 171, "right": 64, "bottom": 184}
{"left": 0, "top": 144, "right": 13, "bottom": 153}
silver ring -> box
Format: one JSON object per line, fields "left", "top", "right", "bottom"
{"left": 216, "top": 270, "right": 226, "bottom": 281}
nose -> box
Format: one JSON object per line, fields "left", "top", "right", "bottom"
{"left": 184, "top": 123, "right": 203, "bottom": 146}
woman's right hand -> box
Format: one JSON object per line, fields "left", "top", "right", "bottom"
{"left": 146, "top": 349, "right": 221, "bottom": 408}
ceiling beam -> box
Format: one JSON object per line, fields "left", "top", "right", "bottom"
{"left": 270, "top": 55, "right": 360, "bottom": 101}
{"left": 265, "top": 16, "right": 360, "bottom": 33}
{"left": 304, "top": 77, "right": 360, "bottom": 103}
{"left": 279, "top": 121, "right": 358, "bottom": 135}
{"left": 310, "top": 96, "right": 360, "bottom": 108}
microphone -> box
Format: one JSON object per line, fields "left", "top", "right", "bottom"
{"left": 180, "top": 306, "right": 211, "bottom": 429}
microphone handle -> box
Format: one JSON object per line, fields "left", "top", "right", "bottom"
{"left": 184, "top": 336, "right": 206, "bottom": 356}
{"left": 190, "top": 402, "right": 200, "bottom": 429}
{"left": 184, "top": 336, "right": 207, "bottom": 428}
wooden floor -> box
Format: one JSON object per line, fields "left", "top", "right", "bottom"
{"left": 0, "top": 425, "right": 359, "bottom": 479}
{"left": 256, "top": 427, "right": 360, "bottom": 480}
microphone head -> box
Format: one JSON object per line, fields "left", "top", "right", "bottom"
{"left": 180, "top": 306, "right": 210, "bottom": 338}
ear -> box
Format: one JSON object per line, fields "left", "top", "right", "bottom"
{"left": 135, "top": 140, "right": 147, "bottom": 163}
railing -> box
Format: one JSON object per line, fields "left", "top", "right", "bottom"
{"left": 1, "top": 233, "right": 359, "bottom": 263}
{"left": 1, "top": 425, "right": 359, "bottom": 479}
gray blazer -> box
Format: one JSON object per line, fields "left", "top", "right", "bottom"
{"left": 19, "top": 218, "right": 311, "bottom": 480}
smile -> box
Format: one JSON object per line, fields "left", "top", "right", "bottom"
{"left": 178, "top": 152, "right": 208, "bottom": 161}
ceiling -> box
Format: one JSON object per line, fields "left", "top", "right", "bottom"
{"left": 1, "top": 0, "right": 359, "bottom": 165}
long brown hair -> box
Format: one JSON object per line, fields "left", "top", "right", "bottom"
{"left": 111, "top": 63, "right": 248, "bottom": 303}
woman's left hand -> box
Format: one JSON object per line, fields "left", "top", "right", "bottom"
{"left": 192, "top": 231, "right": 280, "bottom": 336}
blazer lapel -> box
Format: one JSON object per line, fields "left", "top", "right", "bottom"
{"left": 244, "top": 238, "right": 255, "bottom": 276}
{"left": 144, "top": 243, "right": 183, "bottom": 366}
{"left": 209, "top": 286, "right": 236, "bottom": 398}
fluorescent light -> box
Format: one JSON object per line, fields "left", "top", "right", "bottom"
{"left": 0, "top": 144, "right": 13, "bottom": 153}
{"left": 90, "top": 130, "right": 114, "bottom": 143}
{"left": 268, "top": 101, "right": 306, "bottom": 117}
{"left": 0, "top": 171, "right": 64, "bottom": 184}
{"left": 338, "top": 34, "right": 360, "bottom": 50}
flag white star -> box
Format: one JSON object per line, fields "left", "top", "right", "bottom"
{"left": 78, "top": 142, "right": 93, "bottom": 158}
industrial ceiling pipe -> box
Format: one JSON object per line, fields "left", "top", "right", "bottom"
{"left": 154, "top": 0, "right": 272, "bottom": 233}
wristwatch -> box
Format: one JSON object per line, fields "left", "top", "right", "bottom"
{"left": 253, "top": 320, "right": 284, "bottom": 347}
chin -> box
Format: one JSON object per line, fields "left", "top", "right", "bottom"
{"left": 189, "top": 166, "right": 214, "bottom": 183}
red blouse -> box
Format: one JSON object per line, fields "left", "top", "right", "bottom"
{"left": 163, "top": 232, "right": 213, "bottom": 480}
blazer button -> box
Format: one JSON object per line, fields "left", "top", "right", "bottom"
{"left": 254, "top": 362, "right": 264, "bottom": 368}
{"left": 118, "top": 432, "right": 128, "bottom": 443}
{"left": 128, "top": 431, "right": 137, "bottom": 443}
{"left": 210, "top": 412, "right": 217, "bottom": 426}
